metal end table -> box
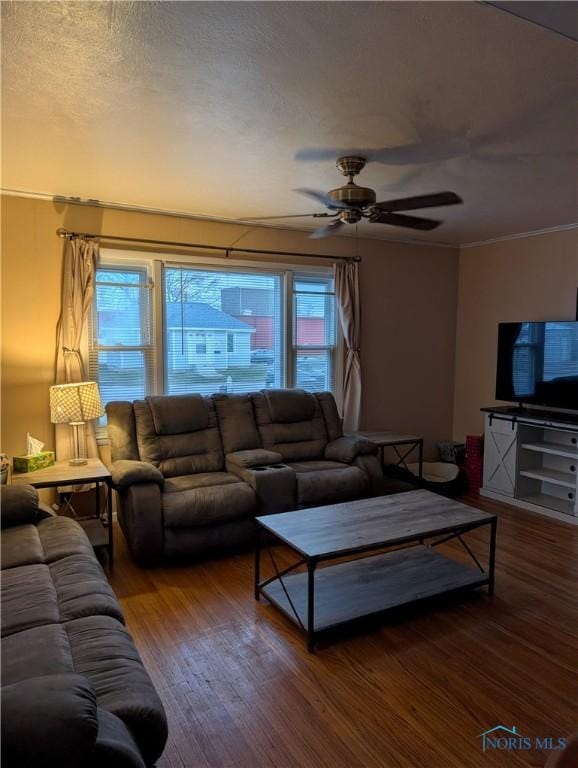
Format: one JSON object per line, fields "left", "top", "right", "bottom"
{"left": 353, "top": 431, "right": 424, "bottom": 481}
{"left": 12, "top": 458, "right": 114, "bottom": 569}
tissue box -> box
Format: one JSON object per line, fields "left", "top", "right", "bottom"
{"left": 13, "top": 451, "right": 55, "bottom": 474}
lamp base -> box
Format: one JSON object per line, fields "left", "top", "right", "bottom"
{"left": 69, "top": 421, "right": 87, "bottom": 466}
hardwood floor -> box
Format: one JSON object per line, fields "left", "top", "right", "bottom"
{"left": 109, "top": 496, "right": 578, "bottom": 768}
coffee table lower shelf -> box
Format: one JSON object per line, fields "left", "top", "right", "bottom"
{"left": 260, "top": 545, "right": 488, "bottom": 648}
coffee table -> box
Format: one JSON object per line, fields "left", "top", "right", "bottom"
{"left": 255, "top": 490, "right": 497, "bottom": 651}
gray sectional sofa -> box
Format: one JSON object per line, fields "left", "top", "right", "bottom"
{"left": 107, "top": 388, "right": 383, "bottom": 563}
{"left": 1, "top": 484, "right": 168, "bottom": 768}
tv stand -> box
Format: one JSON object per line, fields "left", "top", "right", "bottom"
{"left": 480, "top": 407, "right": 578, "bottom": 523}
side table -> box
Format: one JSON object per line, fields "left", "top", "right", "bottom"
{"left": 354, "top": 431, "right": 424, "bottom": 482}
{"left": 12, "top": 458, "right": 113, "bottom": 568}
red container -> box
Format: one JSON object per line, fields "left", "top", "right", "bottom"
{"left": 465, "top": 435, "right": 484, "bottom": 495}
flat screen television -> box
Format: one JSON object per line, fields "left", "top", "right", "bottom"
{"left": 496, "top": 321, "right": 578, "bottom": 411}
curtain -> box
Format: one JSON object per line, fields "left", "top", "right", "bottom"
{"left": 334, "top": 260, "right": 361, "bottom": 432}
{"left": 54, "top": 237, "right": 99, "bottom": 463}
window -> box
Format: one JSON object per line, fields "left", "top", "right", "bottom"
{"left": 89, "top": 266, "right": 154, "bottom": 424}
{"left": 89, "top": 256, "right": 339, "bottom": 426}
{"left": 164, "top": 265, "right": 283, "bottom": 396}
{"left": 512, "top": 323, "right": 544, "bottom": 397}
{"left": 543, "top": 322, "right": 578, "bottom": 381}
{"left": 293, "top": 274, "right": 337, "bottom": 393}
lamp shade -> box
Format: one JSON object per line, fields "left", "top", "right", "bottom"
{"left": 50, "top": 381, "right": 105, "bottom": 424}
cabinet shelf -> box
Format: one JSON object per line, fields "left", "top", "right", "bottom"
{"left": 518, "top": 494, "right": 575, "bottom": 517}
{"left": 519, "top": 468, "right": 576, "bottom": 490}
{"left": 520, "top": 441, "right": 578, "bottom": 460}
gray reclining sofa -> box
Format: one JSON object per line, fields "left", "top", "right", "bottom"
{"left": 1, "top": 484, "right": 168, "bottom": 768}
{"left": 107, "top": 389, "right": 382, "bottom": 563}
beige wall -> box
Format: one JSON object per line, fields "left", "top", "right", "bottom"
{"left": 1, "top": 195, "right": 459, "bottom": 463}
{"left": 452, "top": 228, "right": 578, "bottom": 439}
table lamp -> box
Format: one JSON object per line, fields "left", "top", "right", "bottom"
{"left": 50, "top": 381, "right": 105, "bottom": 465}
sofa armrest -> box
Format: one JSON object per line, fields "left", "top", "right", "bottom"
{"left": 116, "top": 483, "right": 164, "bottom": 563}
{"left": 233, "top": 464, "right": 297, "bottom": 515}
{"left": 226, "top": 449, "right": 283, "bottom": 472}
{"left": 111, "top": 460, "right": 164, "bottom": 491}
{"left": 353, "top": 454, "right": 385, "bottom": 496}
{"left": 93, "top": 710, "right": 147, "bottom": 768}
{"left": 1, "top": 673, "right": 98, "bottom": 766}
{"left": 0, "top": 484, "right": 39, "bottom": 528}
{"left": 325, "top": 436, "right": 378, "bottom": 464}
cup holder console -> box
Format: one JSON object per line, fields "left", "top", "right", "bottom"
{"left": 253, "top": 463, "right": 288, "bottom": 471}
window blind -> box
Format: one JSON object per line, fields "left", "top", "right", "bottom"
{"left": 163, "top": 265, "right": 284, "bottom": 396}
{"left": 293, "top": 274, "right": 336, "bottom": 393}
{"left": 89, "top": 267, "right": 155, "bottom": 422}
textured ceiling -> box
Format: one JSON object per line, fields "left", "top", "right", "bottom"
{"left": 1, "top": 1, "right": 577, "bottom": 245}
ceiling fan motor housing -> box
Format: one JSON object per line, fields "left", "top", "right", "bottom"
{"left": 329, "top": 183, "right": 376, "bottom": 209}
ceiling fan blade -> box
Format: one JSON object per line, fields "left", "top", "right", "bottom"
{"left": 295, "top": 148, "right": 369, "bottom": 162}
{"left": 294, "top": 188, "right": 349, "bottom": 210}
{"left": 236, "top": 213, "right": 332, "bottom": 221}
{"left": 309, "top": 219, "right": 346, "bottom": 239}
{"left": 374, "top": 191, "right": 462, "bottom": 212}
{"left": 369, "top": 138, "right": 469, "bottom": 166}
{"left": 295, "top": 137, "right": 469, "bottom": 166}
{"left": 370, "top": 211, "right": 441, "bottom": 231}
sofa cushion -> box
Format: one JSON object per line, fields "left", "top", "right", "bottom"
{"left": 1, "top": 515, "right": 95, "bottom": 571}
{"left": 134, "top": 397, "right": 224, "bottom": 477}
{"left": 147, "top": 393, "right": 209, "bottom": 435}
{"left": 315, "top": 392, "right": 343, "bottom": 442}
{"left": 325, "top": 436, "right": 378, "bottom": 463}
{"left": 264, "top": 388, "right": 316, "bottom": 423}
{"left": 2, "top": 555, "right": 124, "bottom": 638}
{"left": 287, "top": 460, "right": 368, "bottom": 507}
{"left": 65, "top": 616, "right": 168, "bottom": 766}
{"left": 2, "top": 623, "right": 74, "bottom": 684}
{"left": 288, "top": 460, "right": 348, "bottom": 474}
{"left": 163, "top": 478, "right": 256, "bottom": 528}
{"left": 163, "top": 472, "right": 241, "bottom": 493}
{"left": 252, "top": 391, "right": 328, "bottom": 461}
{"left": 106, "top": 401, "right": 140, "bottom": 462}
{"left": 213, "top": 393, "right": 261, "bottom": 453}
{"left": 2, "top": 616, "right": 168, "bottom": 766}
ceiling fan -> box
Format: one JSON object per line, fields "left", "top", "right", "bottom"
{"left": 239, "top": 156, "right": 463, "bottom": 239}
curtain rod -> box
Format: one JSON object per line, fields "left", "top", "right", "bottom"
{"left": 55, "top": 227, "right": 361, "bottom": 263}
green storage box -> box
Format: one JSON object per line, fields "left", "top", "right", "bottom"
{"left": 13, "top": 451, "right": 55, "bottom": 474}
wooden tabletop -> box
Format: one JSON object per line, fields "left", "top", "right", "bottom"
{"left": 353, "top": 431, "right": 423, "bottom": 446}
{"left": 11, "top": 458, "right": 111, "bottom": 487}
{"left": 257, "top": 490, "right": 494, "bottom": 559}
